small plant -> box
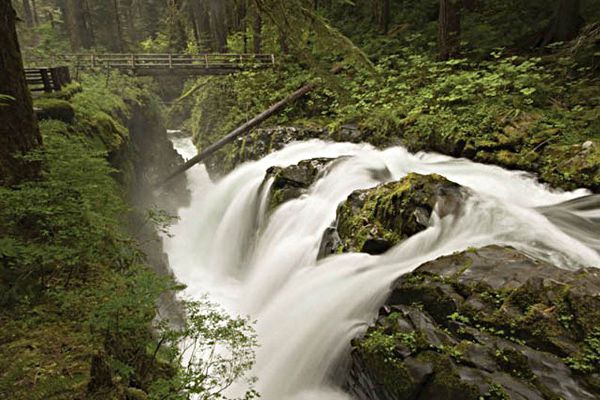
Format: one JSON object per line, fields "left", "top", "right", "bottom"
{"left": 0, "top": 94, "right": 15, "bottom": 106}
{"left": 448, "top": 312, "right": 471, "bottom": 324}
{"left": 481, "top": 383, "right": 510, "bottom": 400}
{"left": 566, "top": 329, "right": 600, "bottom": 374}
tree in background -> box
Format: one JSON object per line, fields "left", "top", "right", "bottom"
{"left": 542, "top": 0, "right": 584, "bottom": 46}
{"left": 438, "top": 0, "right": 461, "bottom": 60}
{"left": 0, "top": 0, "right": 42, "bottom": 186}
{"left": 65, "top": 0, "right": 94, "bottom": 50}
{"left": 209, "top": 0, "right": 229, "bottom": 52}
{"left": 21, "top": 0, "right": 34, "bottom": 26}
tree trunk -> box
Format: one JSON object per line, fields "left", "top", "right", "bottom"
{"left": 279, "top": 31, "right": 288, "bottom": 54}
{"left": 21, "top": 0, "right": 34, "bottom": 26}
{"left": 209, "top": 0, "right": 228, "bottom": 52}
{"left": 438, "top": 0, "right": 461, "bottom": 60}
{"left": 381, "top": 0, "right": 391, "bottom": 34}
{"left": 31, "top": 0, "right": 39, "bottom": 25}
{"left": 112, "top": 0, "right": 124, "bottom": 51}
{"left": 192, "top": 0, "right": 213, "bottom": 51}
{"left": 253, "top": 13, "right": 262, "bottom": 53}
{"left": 542, "top": 0, "right": 583, "bottom": 46}
{"left": 0, "top": 0, "right": 42, "bottom": 186}
{"left": 65, "top": 0, "right": 94, "bottom": 50}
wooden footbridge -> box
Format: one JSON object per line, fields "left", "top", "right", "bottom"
{"left": 51, "top": 53, "right": 276, "bottom": 76}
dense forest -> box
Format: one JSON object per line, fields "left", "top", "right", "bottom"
{"left": 1, "top": 0, "right": 599, "bottom": 399}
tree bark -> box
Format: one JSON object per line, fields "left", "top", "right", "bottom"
{"left": 31, "top": 0, "right": 39, "bottom": 25}
{"left": 112, "top": 0, "right": 124, "bottom": 51}
{"left": 0, "top": 0, "right": 42, "bottom": 186}
{"left": 209, "top": 0, "right": 228, "bottom": 52}
{"left": 381, "top": 0, "right": 391, "bottom": 34}
{"left": 438, "top": 0, "right": 461, "bottom": 60}
{"left": 21, "top": 0, "right": 34, "bottom": 26}
{"left": 65, "top": 0, "right": 94, "bottom": 50}
{"left": 542, "top": 0, "right": 583, "bottom": 46}
{"left": 253, "top": 13, "right": 262, "bottom": 53}
{"left": 192, "top": 0, "right": 213, "bottom": 51}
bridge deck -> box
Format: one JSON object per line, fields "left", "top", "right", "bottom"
{"left": 54, "top": 53, "right": 276, "bottom": 75}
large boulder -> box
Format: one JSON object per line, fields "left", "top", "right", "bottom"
{"left": 327, "top": 173, "right": 465, "bottom": 256}
{"left": 265, "top": 157, "right": 341, "bottom": 210}
{"left": 348, "top": 245, "right": 600, "bottom": 400}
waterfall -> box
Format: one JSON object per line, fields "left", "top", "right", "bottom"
{"left": 165, "top": 138, "right": 598, "bottom": 400}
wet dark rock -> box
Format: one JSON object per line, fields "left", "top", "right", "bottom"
{"left": 347, "top": 245, "right": 600, "bottom": 400}
{"left": 324, "top": 173, "right": 466, "bottom": 256}
{"left": 265, "top": 157, "right": 338, "bottom": 210}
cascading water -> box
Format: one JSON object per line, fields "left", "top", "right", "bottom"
{"left": 165, "top": 137, "right": 599, "bottom": 400}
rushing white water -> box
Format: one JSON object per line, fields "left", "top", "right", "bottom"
{"left": 165, "top": 137, "right": 599, "bottom": 400}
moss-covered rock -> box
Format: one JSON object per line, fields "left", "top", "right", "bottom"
{"left": 333, "top": 173, "right": 465, "bottom": 255}
{"left": 348, "top": 246, "right": 600, "bottom": 400}
{"left": 397, "top": 109, "right": 600, "bottom": 193}
{"left": 33, "top": 98, "right": 76, "bottom": 123}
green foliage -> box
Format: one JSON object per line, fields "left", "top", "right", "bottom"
{"left": 0, "top": 120, "right": 125, "bottom": 305}
{"left": 566, "top": 329, "right": 600, "bottom": 374}
{"left": 149, "top": 299, "right": 259, "bottom": 400}
{"left": 1, "top": 72, "right": 259, "bottom": 400}
{"left": 0, "top": 94, "right": 15, "bottom": 106}
{"left": 480, "top": 383, "right": 510, "bottom": 400}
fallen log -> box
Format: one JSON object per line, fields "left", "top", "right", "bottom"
{"left": 159, "top": 66, "right": 342, "bottom": 185}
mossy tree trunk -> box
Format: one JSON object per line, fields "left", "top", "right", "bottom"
{"left": 0, "top": 0, "right": 42, "bottom": 186}
{"left": 438, "top": 0, "right": 461, "bottom": 60}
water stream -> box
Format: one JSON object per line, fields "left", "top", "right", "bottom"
{"left": 165, "top": 137, "right": 599, "bottom": 400}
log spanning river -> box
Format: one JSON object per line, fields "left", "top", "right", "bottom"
{"left": 165, "top": 136, "right": 599, "bottom": 400}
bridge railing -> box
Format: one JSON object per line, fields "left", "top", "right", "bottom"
{"left": 25, "top": 66, "right": 72, "bottom": 93}
{"left": 54, "top": 53, "right": 276, "bottom": 70}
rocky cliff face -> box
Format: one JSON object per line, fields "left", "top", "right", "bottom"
{"left": 347, "top": 245, "right": 600, "bottom": 400}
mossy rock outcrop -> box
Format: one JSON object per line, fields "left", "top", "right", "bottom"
{"left": 328, "top": 173, "right": 465, "bottom": 256}
{"left": 33, "top": 98, "right": 75, "bottom": 123}
{"left": 348, "top": 245, "right": 600, "bottom": 400}
{"left": 202, "top": 126, "right": 330, "bottom": 177}
{"left": 397, "top": 110, "right": 600, "bottom": 193}
{"left": 265, "top": 157, "right": 340, "bottom": 210}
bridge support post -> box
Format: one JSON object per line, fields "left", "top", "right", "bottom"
{"left": 40, "top": 68, "right": 51, "bottom": 93}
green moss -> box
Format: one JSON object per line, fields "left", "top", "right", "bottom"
{"left": 33, "top": 98, "right": 76, "bottom": 123}
{"left": 493, "top": 347, "right": 534, "bottom": 381}
{"left": 483, "top": 383, "right": 511, "bottom": 400}
{"left": 418, "top": 352, "right": 481, "bottom": 400}
{"left": 566, "top": 329, "right": 600, "bottom": 374}
{"left": 38, "top": 82, "right": 83, "bottom": 101}
{"left": 0, "top": 72, "right": 180, "bottom": 399}
{"left": 337, "top": 173, "right": 458, "bottom": 254}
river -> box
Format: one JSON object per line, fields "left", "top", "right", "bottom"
{"left": 165, "top": 135, "right": 598, "bottom": 400}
